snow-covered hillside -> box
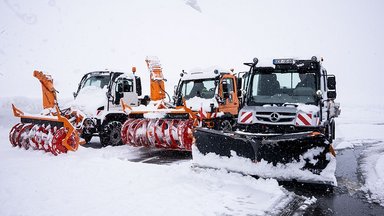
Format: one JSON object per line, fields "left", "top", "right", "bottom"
{"left": 1, "top": 0, "right": 384, "bottom": 105}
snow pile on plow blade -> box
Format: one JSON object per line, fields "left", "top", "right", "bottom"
{"left": 193, "top": 128, "right": 337, "bottom": 186}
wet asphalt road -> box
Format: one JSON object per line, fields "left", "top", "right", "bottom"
{"left": 292, "top": 146, "right": 384, "bottom": 216}
{"left": 83, "top": 142, "right": 384, "bottom": 216}
{"left": 277, "top": 146, "right": 383, "bottom": 216}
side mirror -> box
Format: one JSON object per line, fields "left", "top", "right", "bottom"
{"left": 135, "top": 76, "right": 142, "bottom": 96}
{"left": 327, "top": 76, "right": 336, "bottom": 90}
{"left": 327, "top": 91, "right": 337, "bottom": 99}
{"left": 327, "top": 75, "right": 337, "bottom": 99}
{"left": 236, "top": 77, "right": 242, "bottom": 97}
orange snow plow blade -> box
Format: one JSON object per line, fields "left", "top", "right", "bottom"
{"left": 10, "top": 104, "right": 82, "bottom": 155}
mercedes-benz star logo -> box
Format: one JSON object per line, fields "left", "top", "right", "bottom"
{"left": 269, "top": 112, "right": 280, "bottom": 122}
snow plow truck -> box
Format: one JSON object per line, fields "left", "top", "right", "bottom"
{"left": 9, "top": 68, "right": 143, "bottom": 155}
{"left": 121, "top": 56, "right": 242, "bottom": 151}
{"left": 193, "top": 57, "right": 341, "bottom": 185}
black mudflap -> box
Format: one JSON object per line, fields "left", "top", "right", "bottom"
{"left": 194, "top": 128, "right": 331, "bottom": 174}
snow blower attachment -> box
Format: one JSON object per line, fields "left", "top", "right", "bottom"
{"left": 121, "top": 56, "right": 242, "bottom": 151}
{"left": 9, "top": 71, "right": 83, "bottom": 155}
{"left": 121, "top": 111, "right": 196, "bottom": 150}
{"left": 193, "top": 57, "right": 340, "bottom": 185}
{"left": 121, "top": 56, "right": 196, "bottom": 150}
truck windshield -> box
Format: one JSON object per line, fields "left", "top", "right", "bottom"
{"left": 81, "top": 75, "right": 110, "bottom": 89}
{"left": 249, "top": 70, "right": 317, "bottom": 105}
{"left": 180, "top": 79, "right": 216, "bottom": 99}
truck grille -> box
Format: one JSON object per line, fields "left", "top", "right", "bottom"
{"left": 255, "top": 112, "right": 296, "bottom": 123}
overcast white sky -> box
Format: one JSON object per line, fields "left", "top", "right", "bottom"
{"left": 0, "top": 0, "right": 383, "bottom": 105}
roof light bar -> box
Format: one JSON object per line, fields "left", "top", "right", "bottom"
{"left": 273, "top": 58, "right": 295, "bottom": 65}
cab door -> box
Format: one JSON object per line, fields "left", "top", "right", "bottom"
{"left": 112, "top": 77, "right": 138, "bottom": 108}
{"left": 218, "top": 75, "right": 239, "bottom": 116}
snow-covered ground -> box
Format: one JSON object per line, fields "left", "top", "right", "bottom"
{"left": 4, "top": 97, "right": 384, "bottom": 214}
{"left": 334, "top": 104, "right": 384, "bottom": 206}
{"left": 1, "top": 98, "right": 384, "bottom": 215}
{"left": 0, "top": 98, "right": 294, "bottom": 216}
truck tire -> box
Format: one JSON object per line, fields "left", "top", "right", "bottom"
{"left": 100, "top": 121, "right": 123, "bottom": 147}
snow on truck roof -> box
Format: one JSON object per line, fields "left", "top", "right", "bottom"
{"left": 181, "top": 67, "right": 233, "bottom": 81}
{"left": 86, "top": 71, "right": 136, "bottom": 79}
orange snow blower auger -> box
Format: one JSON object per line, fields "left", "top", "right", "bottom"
{"left": 9, "top": 70, "right": 83, "bottom": 155}
{"left": 121, "top": 101, "right": 197, "bottom": 150}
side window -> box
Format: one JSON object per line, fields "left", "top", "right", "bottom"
{"left": 117, "top": 78, "right": 134, "bottom": 93}
{"left": 222, "top": 78, "right": 234, "bottom": 102}
{"left": 122, "top": 79, "right": 133, "bottom": 92}
{"left": 223, "top": 78, "right": 234, "bottom": 92}
{"left": 252, "top": 74, "right": 260, "bottom": 97}
{"left": 181, "top": 81, "right": 194, "bottom": 99}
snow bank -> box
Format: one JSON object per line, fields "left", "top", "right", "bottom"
{"left": 0, "top": 127, "right": 292, "bottom": 216}
{"left": 360, "top": 141, "right": 384, "bottom": 206}
{"left": 333, "top": 105, "right": 384, "bottom": 206}
{"left": 192, "top": 145, "right": 337, "bottom": 186}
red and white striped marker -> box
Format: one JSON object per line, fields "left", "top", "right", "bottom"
{"left": 239, "top": 111, "right": 253, "bottom": 124}
{"left": 199, "top": 106, "right": 207, "bottom": 119}
{"left": 296, "top": 113, "right": 313, "bottom": 126}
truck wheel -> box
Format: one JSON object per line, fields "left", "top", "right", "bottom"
{"left": 100, "top": 121, "right": 123, "bottom": 147}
